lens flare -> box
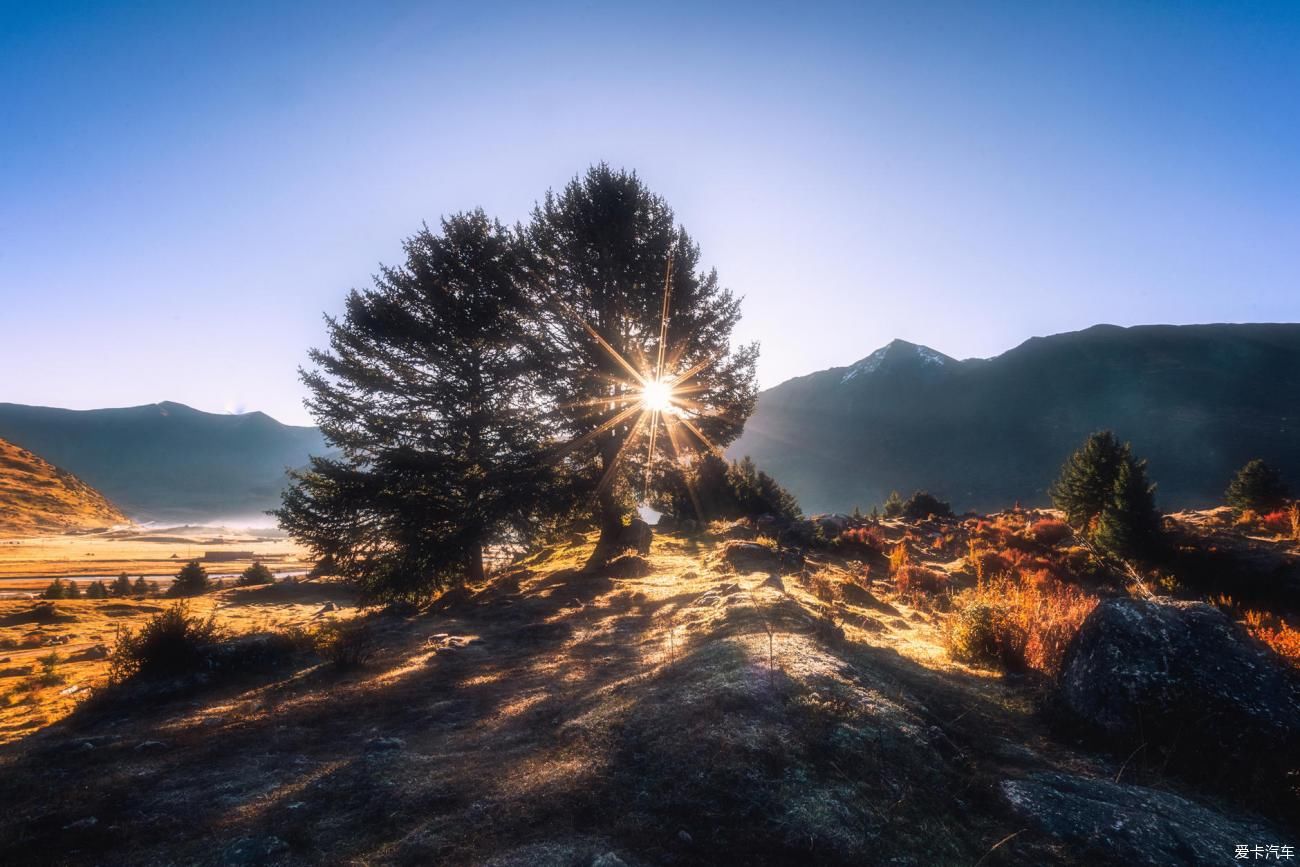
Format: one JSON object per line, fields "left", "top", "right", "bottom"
{"left": 640, "top": 379, "right": 673, "bottom": 412}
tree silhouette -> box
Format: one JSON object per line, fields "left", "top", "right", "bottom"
{"left": 1226, "top": 459, "right": 1290, "bottom": 513}
{"left": 528, "top": 164, "right": 758, "bottom": 567}
{"left": 170, "top": 560, "right": 210, "bottom": 597}
{"left": 277, "top": 211, "right": 556, "bottom": 602}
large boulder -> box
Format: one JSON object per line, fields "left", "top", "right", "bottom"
{"left": 617, "top": 519, "right": 653, "bottom": 556}
{"left": 1002, "top": 771, "right": 1283, "bottom": 866}
{"left": 1058, "top": 597, "right": 1300, "bottom": 799}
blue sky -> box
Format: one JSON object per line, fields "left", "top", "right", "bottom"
{"left": 2, "top": 0, "right": 1298, "bottom": 425}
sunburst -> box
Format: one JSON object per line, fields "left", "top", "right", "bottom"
{"left": 557, "top": 250, "right": 723, "bottom": 505}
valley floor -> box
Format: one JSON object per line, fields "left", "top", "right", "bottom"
{"left": 0, "top": 528, "right": 1290, "bottom": 865}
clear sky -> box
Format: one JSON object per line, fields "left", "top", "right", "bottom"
{"left": 3, "top": 1, "right": 1298, "bottom": 426}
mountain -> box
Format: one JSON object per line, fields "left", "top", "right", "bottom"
{"left": 730, "top": 324, "right": 1300, "bottom": 514}
{"left": 0, "top": 437, "right": 126, "bottom": 536}
{"left": 0, "top": 402, "right": 328, "bottom": 523}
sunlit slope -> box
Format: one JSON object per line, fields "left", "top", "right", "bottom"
{"left": 0, "top": 438, "right": 126, "bottom": 537}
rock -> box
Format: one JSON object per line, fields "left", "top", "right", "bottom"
{"left": 318, "top": 601, "right": 337, "bottom": 613}
{"left": 677, "top": 830, "right": 693, "bottom": 845}
{"left": 617, "top": 519, "right": 653, "bottom": 555}
{"left": 1057, "top": 598, "right": 1300, "bottom": 795}
{"left": 812, "top": 513, "right": 851, "bottom": 536}
{"left": 709, "top": 540, "right": 801, "bottom": 575}
{"left": 655, "top": 514, "right": 677, "bottom": 532}
{"left": 134, "top": 740, "right": 167, "bottom": 752}
{"left": 678, "top": 519, "right": 699, "bottom": 534}
{"left": 366, "top": 736, "right": 406, "bottom": 752}
{"left": 840, "top": 581, "right": 897, "bottom": 614}
{"left": 1002, "top": 771, "right": 1282, "bottom": 867}
{"left": 591, "top": 854, "right": 628, "bottom": 867}
{"left": 62, "top": 816, "right": 97, "bottom": 831}
{"left": 760, "top": 574, "right": 785, "bottom": 592}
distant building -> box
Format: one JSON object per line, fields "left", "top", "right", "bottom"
{"left": 203, "top": 551, "right": 255, "bottom": 562}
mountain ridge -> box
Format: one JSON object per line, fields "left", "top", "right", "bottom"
{"left": 731, "top": 322, "right": 1300, "bottom": 514}
{"left": 0, "top": 437, "right": 126, "bottom": 537}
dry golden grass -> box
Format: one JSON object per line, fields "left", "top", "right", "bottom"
{"left": 0, "top": 438, "right": 126, "bottom": 538}
{"left": 0, "top": 579, "right": 357, "bottom": 743}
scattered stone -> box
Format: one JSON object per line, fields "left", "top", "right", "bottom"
{"left": 677, "top": 830, "right": 693, "bottom": 845}
{"left": 1002, "top": 771, "right": 1281, "bottom": 867}
{"left": 62, "top": 816, "right": 97, "bottom": 831}
{"left": 591, "top": 853, "right": 628, "bottom": 867}
{"left": 605, "top": 555, "right": 651, "bottom": 578}
{"left": 134, "top": 740, "right": 167, "bottom": 752}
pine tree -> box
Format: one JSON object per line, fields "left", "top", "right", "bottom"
{"left": 528, "top": 165, "right": 758, "bottom": 568}
{"left": 1094, "top": 455, "right": 1162, "bottom": 558}
{"left": 882, "top": 491, "right": 905, "bottom": 519}
{"left": 276, "top": 211, "right": 556, "bottom": 603}
{"left": 41, "top": 578, "right": 66, "bottom": 600}
{"left": 1050, "top": 431, "right": 1129, "bottom": 528}
{"left": 85, "top": 580, "right": 109, "bottom": 599}
{"left": 133, "top": 575, "right": 151, "bottom": 596}
{"left": 170, "top": 560, "right": 210, "bottom": 596}
{"left": 238, "top": 561, "right": 274, "bottom": 586}
{"left": 111, "top": 572, "right": 133, "bottom": 597}
{"left": 1226, "top": 459, "right": 1290, "bottom": 514}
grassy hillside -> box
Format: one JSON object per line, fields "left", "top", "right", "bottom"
{"left": 0, "top": 438, "right": 125, "bottom": 537}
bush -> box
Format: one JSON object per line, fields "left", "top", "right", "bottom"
{"left": 1243, "top": 610, "right": 1300, "bottom": 668}
{"left": 901, "top": 491, "right": 952, "bottom": 521}
{"left": 1260, "top": 510, "right": 1291, "bottom": 536}
{"left": 1226, "top": 459, "right": 1290, "bottom": 514}
{"left": 314, "top": 620, "right": 375, "bottom": 669}
{"left": 894, "top": 564, "right": 946, "bottom": 596}
{"left": 947, "top": 573, "right": 1098, "bottom": 676}
{"left": 36, "top": 651, "right": 64, "bottom": 687}
{"left": 169, "top": 560, "right": 211, "bottom": 597}
{"left": 108, "top": 603, "right": 224, "bottom": 683}
{"left": 238, "top": 561, "right": 275, "bottom": 586}
{"left": 1028, "top": 518, "right": 1072, "bottom": 546}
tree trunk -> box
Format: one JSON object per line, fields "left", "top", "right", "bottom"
{"left": 468, "top": 544, "right": 486, "bottom": 584}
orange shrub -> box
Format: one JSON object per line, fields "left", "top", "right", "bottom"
{"left": 1029, "top": 518, "right": 1072, "bottom": 546}
{"left": 888, "top": 542, "right": 911, "bottom": 575}
{"left": 1260, "top": 510, "right": 1291, "bottom": 535}
{"left": 947, "top": 573, "right": 1098, "bottom": 676}
{"left": 894, "top": 564, "right": 946, "bottom": 596}
{"left": 969, "top": 549, "right": 1011, "bottom": 582}
{"left": 839, "top": 526, "right": 885, "bottom": 551}
{"left": 1243, "top": 609, "right": 1300, "bottom": 668}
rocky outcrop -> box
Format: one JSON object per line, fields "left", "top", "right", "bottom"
{"left": 1058, "top": 597, "right": 1300, "bottom": 799}
{"left": 1002, "top": 771, "right": 1283, "bottom": 866}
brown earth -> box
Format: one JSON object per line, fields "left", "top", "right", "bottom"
{"left": 0, "top": 438, "right": 126, "bottom": 538}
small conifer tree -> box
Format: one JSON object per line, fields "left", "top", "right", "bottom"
{"left": 111, "top": 572, "right": 133, "bottom": 597}
{"left": 169, "top": 560, "right": 210, "bottom": 597}
{"left": 1226, "top": 459, "right": 1290, "bottom": 514}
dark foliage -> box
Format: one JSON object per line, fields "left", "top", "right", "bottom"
{"left": 528, "top": 164, "right": 758, "bottom": 566}
{"left": 1052, "top": 431, "right": 1162, "bottom": 559}
{"left": 1226, "top": 459, "right": 1290, "bottom": 514}
{"left": 85, "top": 580, "right": 109, "bottom": 599}
{"left": 169, "top": 560, "right": 210, "bottom": 597}
{"left": 660, "top": 452, "right": 800, "bottom": 523}
{"left": 901, "top": 490, "right": 952, "bottom": 520}
{"left": 882, "top": 490, "right": 904, "bottom": 519}
{"left": 108, "top": 603, "right": 223, "bottom": 683}
{"left": 276, "top": 212, "right": 557, "bottom": 604}
{"left": 111, "top": 573, "right": 133, "bottom": 597}
{"left": 238, "top": 561, "right": 274, "bottom": 586}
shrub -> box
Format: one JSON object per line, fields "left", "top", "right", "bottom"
{"left": 169, "top": 560, "right": 211, "bottom": 597}
{"left": 314, "top": 620, "right": 375, "bottom": 669}
{"left": 36, "top": 651, "right": 64, "bottom": 687}
{"left": 1260, "top": 510, "right": 1291, "bottom": 536}
{"left": 947, "top": 573, "right": 1097, "bottom": 676}
{"left": 1029, "top": 518, "right": 1072, "bottom": 546}
{"left": 1243, "top": 610, "right": 1300, "bottom": 668}
{"left": 108, "top": 603, "right": 223, "bottom": 683}
{"left": 969, "top": 548, "right": 1010, "bottom": 582}
{"left": 901, "top": 491, "right": 952, "bottom": 521}
{"left": 894, "top": 564, "right": 946, "bottom": 596}
{"left": 1226, "top": 459, "right": 1290, "bottom": 514}
{"left": 1291, "top": 503, "right": 1300, "bottom": 542}
{"left": 882, "top": 491, "right": 905, "bottom": 519}
{"left": 887, "top": 542, "right": 911, "bottom": 575}
{"left": 238, "top": 561, "right": 275, "bottom": 586}
{"left": 835, "top": 525, "right": 884, "bottom": 554}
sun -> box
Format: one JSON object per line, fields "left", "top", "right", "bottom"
{"left": 640, "top": 379, "right": 673, "bottom": 413}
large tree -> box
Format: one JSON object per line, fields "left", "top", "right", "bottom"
{"left": 276, "top": 211, "right": 554, "bottom": 602}
{"left": 528, "top": 165, "right": 758, "bottom": 567}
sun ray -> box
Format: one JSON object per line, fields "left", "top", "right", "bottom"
{"left": 599, "top": 411, "right": 649, "bottom": 494}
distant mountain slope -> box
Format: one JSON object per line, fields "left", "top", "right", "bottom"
{"left": 0, "top": 402, "right": 328, "bottom": 522}
{"left": 730, "top": 324, "right": 1300, "bottom": 514}
{"left": 0, "top": 437, "right": 126, "bottom": 536}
